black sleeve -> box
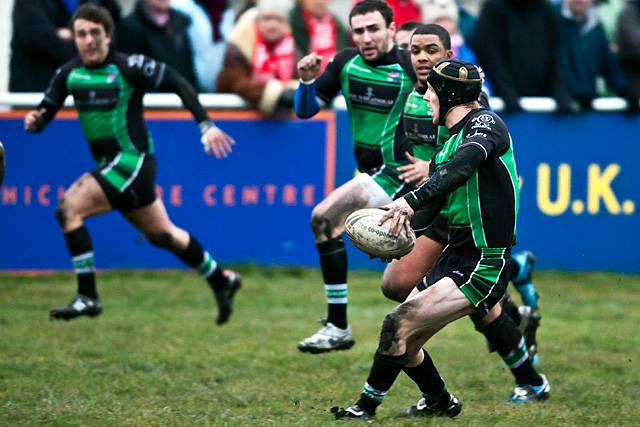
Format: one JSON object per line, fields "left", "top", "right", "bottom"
{"left": 404, "top": 144, "right": 485, "bottom": 222}
{"left": 119, "top": 53, "right": 168, "bottom": 91}
{"left": 157, "top": 66, "right": 209, "bottom": 124}
{"left": 457, "top": 112, "right": 509, "bottom": 159}
{"left": 404, "top": 112, "right": 508, "bottom": 214}
{"left": 34, "top": 63, "right": 74, "bottom": 131}
{"left": 315, "top": 48, "right": 358, "bottom": 103}
{"left": 119, "top": 53, "right": 208, "bottom": 123}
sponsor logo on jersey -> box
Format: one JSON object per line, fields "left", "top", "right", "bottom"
{"left": 471, "top": 114, "right": 495, "bottom": 130}
{"left": 466, "top": 129, "right": 488, "bottom": 139}
{"left": 106, "top": 72, "right": 117, "bottom": 83}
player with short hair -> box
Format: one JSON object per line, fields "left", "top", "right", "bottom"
{"left": 293, "top": 0, "right": 416, "bottom": 353}
{"left": 332, "top": 60, "right": 550, "bottom": 420}
{"left": 24, "top": 4, "right": 240, "bottom": 324}
{"left": 394, "top": 21, "right": 421, "bottom": 50}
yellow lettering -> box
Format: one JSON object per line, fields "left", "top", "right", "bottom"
{"left": 537, "top": 163, "right": 571, "bottom": 216}
{"left": 587, "top": 164, "right": 621, "bottom": 214}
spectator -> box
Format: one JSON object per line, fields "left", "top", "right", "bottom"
{"left": 425, "top": 0, "right": 492, "bottom": 93}
{"left": 352, "top": 0, "right": 421, "bottom": 27}
{"left": 616, "top": 0, "right": 640, "bottom": 102}
{"left": 116, "top": 0, "right": 197, "bottom": 88}
{"left": 417, "top": 0, "right": 475, "bottom": 41}
{"left": 470, "top": 0, "right": 573, "bottom": 112}
{"left": 597, "top": 0, "right": 624, "bottom": 42}
{"left": 9, "top": 0, "right": 121, "bottom": 92}
{"left": 172, "top": 0, "right": 236, "bottom": 92}
{"left": 217, "top": 0, "right": 300, "bottom": 115}
{"left": 456, "top": 1, "right": 476, "bottom": 43}
{"left": 289, "top": 0, "right": 351, "bottom": 72}
{"left": 555, "top": 0, "right": 628, "bottom": 110}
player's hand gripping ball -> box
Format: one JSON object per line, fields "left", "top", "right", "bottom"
{"left": 345, "top": 208, "right": 416, "bottom": 260}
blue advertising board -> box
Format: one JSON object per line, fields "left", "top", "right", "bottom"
{"left": 0, "top": 110, "right": 638, "bottom": 272}
{"left": 0, "top": 111, "right": 337, "bottom": 269}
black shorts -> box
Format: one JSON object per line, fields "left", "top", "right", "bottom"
{"left": 412, "top": 212, "right": 448, "bottom": 245}
{"left": 92, "top": 155, "right": 157, "bottom": 213}
{"left": 417, "top": 246, "right": 512, "bottom": 317}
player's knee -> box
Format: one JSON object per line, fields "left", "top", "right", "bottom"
{"left": 54, "top": 200, "right": 70, "bottom": 228}
{"left": 380, "top": 270, "right": 413, "bottom": 303}
{"left": 380, "top": 280, "right": 407, "bottom": 303}
{"left": 376, "top": 307, "right": 415, "bottom": 355}
{"left": 377, "top": 312, "right": 400, "bottom": 354}
{"left": 310, "top": 209, "right": 333, "bottom": 238}
{"left": 145, "top": 231, "right": 174, "bottom": 249}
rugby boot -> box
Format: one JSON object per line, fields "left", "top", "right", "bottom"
{"left": 213, "top": 269, "right": 241, "bottom": 325}
{"left": 399, "top": 393, "right": 462, "bottom": 418}
{"left": 297, "top": 320, "right": 355, "bottom": 354}
{"left": 331, "top": 404, "right": 372, "bottom": 421}
{"left": 49, "top": 294, "right": 102, "bottom": 320}
{"left": 509, "top": 374, "right": 551, "bottom": 403}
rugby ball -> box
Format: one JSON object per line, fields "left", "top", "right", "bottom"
{"left": 345, "top": 208, "right": 416, "bottom": 259}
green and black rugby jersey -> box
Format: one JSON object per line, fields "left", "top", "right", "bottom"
{"left": 315, "top": 47, "right": 416, "bottom": 174}
{"left": 436, "top": 109, "right": 519, "bottom": 249}
{"left": 405, "top": 109, "right": 520, "bottom": 250}
{"left": 402, "top": 85, "right": 449, "bottom": 162}
{"left": 38, "top": 51, "right": 208, "bottom": 165}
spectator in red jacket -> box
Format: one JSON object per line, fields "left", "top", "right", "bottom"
{"left": 217, "top": 0, "right": 301, "bottom": 115}
{"left": 290, "top": 0, "right": 351, "bottom": 72}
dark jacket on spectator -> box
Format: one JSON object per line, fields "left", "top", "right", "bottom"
{"left": 470, "top": 0, "right": 572, "bottom": 111}
{"left": 556, "top": 4, "right": 627, "bottom": 107}
{"left": 9, "top": 0, "right": 121, "bottom": 92}
{"left": 616, "top": 0, "right": 640, "bottom": 98}
{"left": 289, "top": 3, "right": 350, "bottom": 57}
{"left": 115, "top": 1, "right": 197, "bottom": 88}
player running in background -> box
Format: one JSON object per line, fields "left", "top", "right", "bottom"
{"left": 333, "top": 60, "right": 550, "bottom": 421}
{"left": 293, "top": 0, "right": 416, "bottom": 353}
{"left": 24, "top": 4, "right": 240, "bottom": 324}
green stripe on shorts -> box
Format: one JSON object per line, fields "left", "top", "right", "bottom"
{"left": 459, "top": 248, "right": 507, "bottom": 307}
{"left": 101, "top": 152, "right": 144, "bottom": 192}
{"left": 371, "top": 163, "right": 407, "bottom": 197}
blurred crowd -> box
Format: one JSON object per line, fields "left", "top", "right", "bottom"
{"left": 9, "top": 0, "right": 640, "bottom": 113}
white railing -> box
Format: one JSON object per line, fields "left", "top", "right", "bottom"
{"left": 0, "top": 92, "right": 635, "bottom": 112}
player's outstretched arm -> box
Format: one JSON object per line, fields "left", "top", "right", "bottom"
{"left": 159, "top": 65, "right": 235, "bottom": 158}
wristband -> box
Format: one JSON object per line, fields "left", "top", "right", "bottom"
{"left": 198, "top": 120, "right": 216, "bottom": 135}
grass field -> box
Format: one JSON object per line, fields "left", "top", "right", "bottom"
{"left": 1, "top": 267, "right": 639, "bottom": 426}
